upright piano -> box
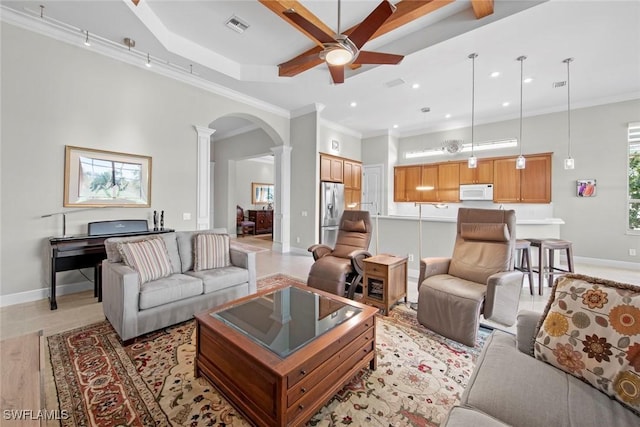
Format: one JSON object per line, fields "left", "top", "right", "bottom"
{"left": 47, "top": 220, "right": 173, "bottom": 310}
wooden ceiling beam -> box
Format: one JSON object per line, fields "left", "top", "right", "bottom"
{"left": 470, "top": 0, "right": 494, "bottom": 19}
{"left": 275, "top": 0, "right": 455, "bottom": 78}
{"left": 258, "top": 0, "right": 336, "bottom": 48}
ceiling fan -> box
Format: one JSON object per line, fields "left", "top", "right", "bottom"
{"left": 282, "top": 0, "right": 404, "bottom": 84}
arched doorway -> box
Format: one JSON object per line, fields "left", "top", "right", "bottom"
{"left": 203, "top": 114, "right": 291, "bottom": 252}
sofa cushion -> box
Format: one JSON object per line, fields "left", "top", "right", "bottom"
{"left": 105, "top": 233, "right": 181, "bottom": 274}
{"left": 176, "top": 229, "right": 227, "bottom": 273}
{"left": 117, "top": 237, "right": 173, "bottom": 285}
{"left": 186, "top": 266, "right": 249, "bottom": 294}
{"left": 463, "top": 330, "right": 638, "bottom": 427}
{"left": 443, "top": 406, "right": 509, "bottom": 427}
{"left": 193, "top": 233, "right": 231, "bottom": 271}
{"left": 138, "top": 273, "right": 203, "bottom": 310}
{"left": 534, "top": 274, "right": 640, "bottom": 415}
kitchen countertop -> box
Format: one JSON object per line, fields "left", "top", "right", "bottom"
{"left": 377, "top": 215, "right": 565, "bottom": 225}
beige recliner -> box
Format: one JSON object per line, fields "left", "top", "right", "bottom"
{"left": 417, "top": 208, "right": 523, "bottom": 346}
{"left": 307, "top": 210, "right": 372, "bottom": 299}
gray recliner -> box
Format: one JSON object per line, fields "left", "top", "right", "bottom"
{"left": 307, "top": 210, "right": 372, "bottom": 299}
{"left": 417, "top": 208, "right": 523, "bottom": 346}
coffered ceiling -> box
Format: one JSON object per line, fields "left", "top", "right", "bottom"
{"left": 2, "top": 0, "right": 639, "bottom": 138}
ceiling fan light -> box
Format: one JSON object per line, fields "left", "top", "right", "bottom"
{"left": 325, "top": 46, "right": 353, "bottom": 66}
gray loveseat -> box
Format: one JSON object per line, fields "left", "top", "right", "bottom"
{"left": 101, "top": 229, "right": 256, "bottom": 342}
{"left": 444, "top": 309, "right": 639, "bottom": 426}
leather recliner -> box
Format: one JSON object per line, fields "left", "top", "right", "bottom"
{"left": 307, "top": 210, "right": 372, "bottom": 299}
{"left": 417, "top": 208, "right": 523, "bottom": 346}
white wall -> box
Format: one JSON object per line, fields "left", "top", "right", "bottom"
{"left": 0, "top": 23, "right": 288, "bottom": 299}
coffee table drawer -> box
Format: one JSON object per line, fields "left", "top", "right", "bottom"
{"left": 287, "top": 319, "right": 374, "bottom": 388}
{"left": 287, "top": 325, "right": 374, "bottom": 406}
{"left": 286, "top": 336, "right": 375, "bottom": 424}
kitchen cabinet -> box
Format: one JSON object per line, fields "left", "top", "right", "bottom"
{"left": 394, "top": 165, "right": 421, "bottom": 202}
{"left": 493, "top": 153, "right": 551, "bottom": 203}
{"left": 459, "top": 159, "right": 493, "bottom": 184}
{"left": 344, "top": 160, "right": 362, "bottom": 209}
{"left": 419, "top": 165, "right": 438, "bottom": 202}
{"left": 437, "top": 163, "right": 460, "bottom": 202}
{"left": 320, "top": 154, "right": 343, "bottom": 182}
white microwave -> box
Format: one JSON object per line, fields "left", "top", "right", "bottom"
{"left": 460, "top": 184, "right": 494, "bottom": 201}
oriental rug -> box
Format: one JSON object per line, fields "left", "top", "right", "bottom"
{"left": 47, "top": 274, "right": 488, "bottom": 426}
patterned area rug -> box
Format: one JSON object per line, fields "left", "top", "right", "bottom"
{"left": 48, "top": 274, "right": 488, "bottom": 426}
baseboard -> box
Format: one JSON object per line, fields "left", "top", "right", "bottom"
{"left": 0, "top": 280, "right": 93, "bottom": 308}
{"left": 566, "top": 255, "right": 640, "bottom": 271}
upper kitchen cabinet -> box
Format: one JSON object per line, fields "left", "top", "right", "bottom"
{"left": 437, "top": 163, "right": 460, "bottom": 202}
{"left": 459, "top": 159, "right": 494, "bottom": 184}
{"left": 394, "top": 165, "right": 421, "bottom": 202}
{"left": 320, "top": 154, "right": 344, "bottom": 182}
{"left": 493, "top": 153, "right": 551, "bottom": 203}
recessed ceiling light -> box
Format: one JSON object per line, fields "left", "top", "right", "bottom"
{"left": 350, "top": 101, "right": 357, "bottom": 107}
{"left": 524, "top": 77, "right": 533, "bottom": 83}
{"left": 502, "top": 101, "right": 510, "bottom": 107}
{"left": 490, "top": 71, "right": 500, "bottom": 78}
{"left": 412, "top": 83, "right": 420, "bottom": 89}
{"left": 445, "top": 114, "right": 452, "bottom": 119}
{"left": 393, "top": 124, "right": 399, "bottom": 129}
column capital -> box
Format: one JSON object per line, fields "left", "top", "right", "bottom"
{"left": 193, "top": 125, "right": 216, "bottom": 137}
{"left": 271, "top": 145, "right": 293, "bottom": 155}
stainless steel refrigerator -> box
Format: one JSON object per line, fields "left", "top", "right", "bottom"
{"left": 320, "top": 182, "right": 345, "bottom": 247}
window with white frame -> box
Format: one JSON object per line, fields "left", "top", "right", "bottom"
{"left": 629, "top": 122, "right": 640, "bottom": 232}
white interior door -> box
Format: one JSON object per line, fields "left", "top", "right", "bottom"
{"left": 362, "top": 164, "right": 383, "bottom": 215}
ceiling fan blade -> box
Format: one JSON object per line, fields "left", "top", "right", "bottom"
{"left": 283, "top": 9, "right": 336, "bottom": 45}
{"left": 328, "top": 64, "right": 345, "bottom": 84}
{"left": 353, "top": 51, "right": 404, "bottom": 65}
{"left": 348, "top": 0, "right": 395, "bottom": 50}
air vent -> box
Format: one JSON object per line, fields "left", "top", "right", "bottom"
{"left": 385, "top": 78, "right": 405, "bottom": 88}
{"left": 553, "top": 81, "right": 567, "bottom": 88}
{"left": 226, "top": 15, "right": 250, "bottom": 33}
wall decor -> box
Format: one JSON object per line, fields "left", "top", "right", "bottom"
{"left": 251, "top": 182, "right": 273, "bottom": 205}
{"left": 64, "top": 145, "right": 151, "bottom": 207}
{"left": 577, "top": 179, "right": 596, "bottom": 197}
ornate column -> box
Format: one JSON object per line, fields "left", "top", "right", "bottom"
{"left": 194, "top": 126, "right": 216, "bottom": 230}
{"left": 271, "top": 145, "right": 292, "bottom": 253}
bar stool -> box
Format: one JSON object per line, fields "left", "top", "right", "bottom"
{"left": 515, "top": 239, "right": 535, "bottom": 295}
{"left": 526, "top": 238, "right": 575, "bottom": 295}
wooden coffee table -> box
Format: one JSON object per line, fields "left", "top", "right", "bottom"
{"left": 194, "top": 283, "right": 377, "bottom": 427}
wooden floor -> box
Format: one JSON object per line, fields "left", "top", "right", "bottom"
{"left": 0, "top": 235, "right": 638, "bottom": 425}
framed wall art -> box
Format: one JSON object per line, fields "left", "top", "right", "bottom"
{"left": 577, "top": 179, "right": 597, "bottom": 197}
{"left": 64, "top": 145, "right": 152, "bottom": 207}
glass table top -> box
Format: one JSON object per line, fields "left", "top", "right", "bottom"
{"left": 212, "top": 286, "right": 362, "bottom": 358}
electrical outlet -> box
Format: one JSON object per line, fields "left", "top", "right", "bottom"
{"left": 408, "top": 254, "right": 414, "bottom": 262}
{"left": 630, "top": 249, "right": 637, "bottom": 256}
{"left": 182, "top": 212, "right": 191, "bottom": 220}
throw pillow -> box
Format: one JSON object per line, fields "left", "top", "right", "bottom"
{"left": 534, "top": 274, "right": 640, "bottom": 414}
{"left": 193, "top": 233, "right": 230, "bottom": 272}
{"left": 117, "top": 237, "right": 173, "bottom": 285}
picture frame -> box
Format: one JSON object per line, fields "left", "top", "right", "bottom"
{"left": 251, "top": 182, "right": 274, "bottom": 205}
{"left": 64, "top": 145, "right": 152, "bottom": 207}
{"left": 576, "top": 179, "right": 597, "bottom": 197}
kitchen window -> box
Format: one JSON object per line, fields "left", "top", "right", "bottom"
{"left": 629, "top": 122, "right": 640, "bottom": 233}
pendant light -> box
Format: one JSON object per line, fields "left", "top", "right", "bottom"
{"left": 468, "top": 53, "right": 478, "bottom": 169}
{"left": 515, "top": 55, "right": 527, "bottom": 170}
{"left": 563, "top": 57, "right": 575, "bottom": 169}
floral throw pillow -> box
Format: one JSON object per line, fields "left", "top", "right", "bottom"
{"left": 534, "top": 274, "right": 640, "bottom": 414}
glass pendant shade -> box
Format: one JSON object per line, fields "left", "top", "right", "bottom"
{"left": 516, "top": 155, "right": 526, "bottom": 169}
{"left": 516, "top": 55, "right": 527, "bottom": 169}
{"left": 468, "top": 53, "right": 478, "bottom": 168}
{"left": 564, "top": 157, "right": 575, "bottom": 170}
{"left": 468, "top": 155, "right": 478, "bottom": 168}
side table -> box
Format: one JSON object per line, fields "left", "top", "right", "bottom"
{"left": 362, "top": 254, "right": 408, "bottom": 315}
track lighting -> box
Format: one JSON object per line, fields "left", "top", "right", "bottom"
{"left": 146, "top": 53, "right": 152, "bottom": 68}
{"left": 84, "top": 30, "right": 91, "bottom": 47}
